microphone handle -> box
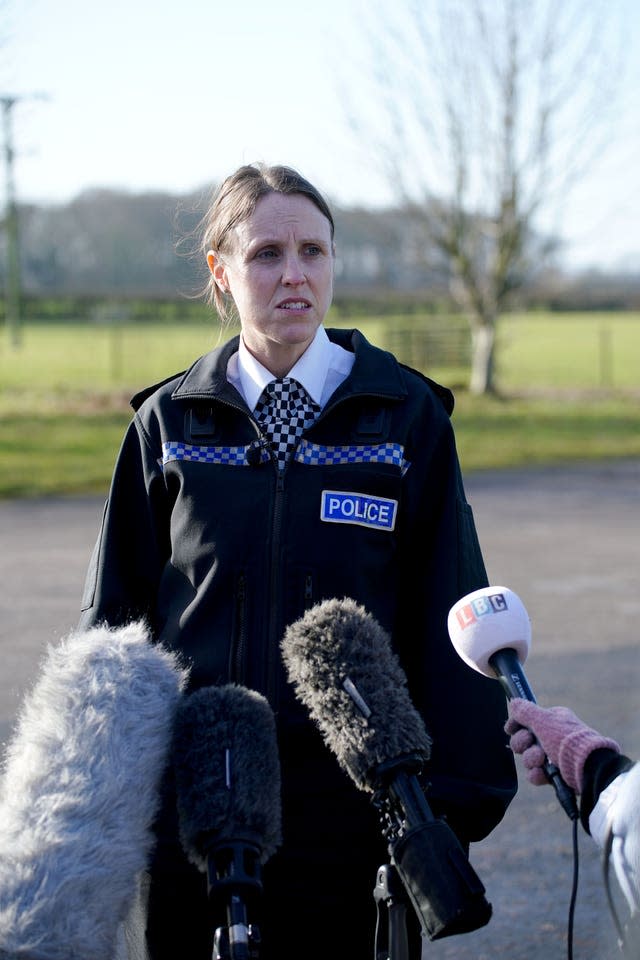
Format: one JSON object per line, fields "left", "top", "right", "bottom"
{"left": 227, "top": 893, "right": 250, "bottom": 960}
{"left": 489, "top": 650, "right": 579, "bottom": 821}
{"left": 489, "top": 649, "right": 537, "bottom": 701}
{"left": 387, "top": 767, "right": 436, "bottom": 828}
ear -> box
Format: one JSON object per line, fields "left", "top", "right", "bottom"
{"left": 206, "top": 250, "right": 229, "bottom": 293}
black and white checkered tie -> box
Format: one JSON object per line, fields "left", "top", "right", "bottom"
{"left": 254, "top": 377, "right": 320, "bottom": 469}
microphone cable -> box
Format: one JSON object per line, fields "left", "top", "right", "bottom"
{"left": 565, "top": 813, "right": 579, "bottom": 960}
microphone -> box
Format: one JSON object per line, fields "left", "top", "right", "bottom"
{"left": 281, "top": 596, "right": 492, "bottom": 942}
{"left": 246, "top": 438, "right": 269, "bottom": 467}
{"left": 447, "top": 586, "right": 578, "bottom": 821}
{"left": 0, "top": 621, "right": 188, "bottom": 960}
{"left": 172, "top": 684, "right": 282, "bottom": 960}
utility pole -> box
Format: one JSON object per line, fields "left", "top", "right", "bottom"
{"left": 1, "top": 92, "right": 47, "bottom": 348}
{"left": 2, "top": 95, "right": 21, "bottom": 347}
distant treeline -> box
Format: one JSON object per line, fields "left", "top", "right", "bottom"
{"left": 2, "top": 288, "right": 638, "bottom": 329}
{"left": 1, "top": 186, "right": 639, "bottom": 312}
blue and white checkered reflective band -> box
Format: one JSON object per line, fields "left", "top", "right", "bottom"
{"left": 295, "top": 440, "right": 410, "bottom": 475}
{"left": 162, "top": 441, "right": 269, "bottom": 467}
{"left": 162, "top": 440, "right": 409, "bottom": 473}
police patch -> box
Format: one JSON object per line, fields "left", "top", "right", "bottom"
{"left": 320, "top": 490, "right": 397, "bottom": 531}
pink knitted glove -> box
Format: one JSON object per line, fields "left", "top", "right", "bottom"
{"left": 505, "top": 698, "right": 620, "bottom": 793}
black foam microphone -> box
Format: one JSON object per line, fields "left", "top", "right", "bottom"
{"left": 281, "top": 596, "right": 492, "bottom": 942}
{"left": 447, "top": 586, "right": 579, "bottom": 821}
{"left": 172, "top": 684, "right": 282, "bottom": 960}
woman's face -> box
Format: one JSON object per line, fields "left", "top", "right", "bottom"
{"left": 208, "top": 191, "right": 335, "bottom": 373}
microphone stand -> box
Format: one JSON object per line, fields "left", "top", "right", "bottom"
{"left": 374, "top": 862, "right": 411, "bottom": 960}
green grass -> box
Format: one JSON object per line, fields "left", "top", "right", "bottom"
{"left": 495, "top": 311, "right": 639, "bottom": 391}
{"left": 1, "top": 312, "right": 638, "bottom": 498}
{"left": 0, "top": 413, "right": 130, "bottom": 498}
{"left": 452, "top": 393, "right": 639, "bottom": 468}
{"left": 0, "top": 320, "right": 221, "bottom": 395}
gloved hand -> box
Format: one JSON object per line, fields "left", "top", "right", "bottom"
{"left": 505, "top": 698, "right": 620, "bottom": 793}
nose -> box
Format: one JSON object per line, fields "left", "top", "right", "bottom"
{"left": 281, "top": 251, "right": 305, "bottom": 286}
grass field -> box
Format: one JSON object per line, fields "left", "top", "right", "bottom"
{"left": 1, "top": 311, "right": 638, "bottom": 498}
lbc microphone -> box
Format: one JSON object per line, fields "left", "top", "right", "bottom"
{"left": 172, "top": 684, "right": 282, "bottom": 960}
{"left": 0, "top": 621, "right": 188, "bottom": 960}
{"left": 281, "top": 596, "right": 492, "bottom": 941}
{"left": 447, "top": 586, "right": 578, "bottom": 821}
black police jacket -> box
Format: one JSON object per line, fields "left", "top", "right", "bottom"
{"left": 79, "top": 327, "right": 517, "bottom": 845}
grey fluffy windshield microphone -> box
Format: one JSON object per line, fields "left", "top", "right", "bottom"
{"left": 172, "top": 684, "right": 282, "bottom": 960}
{"left": 281, "top": 596, "right": 492, "bottom": 941}
{"left": 0, "top": 621, "right": 188, "bottom": 960}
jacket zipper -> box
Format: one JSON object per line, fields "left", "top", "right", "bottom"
{"left": 266, "top": 467, "right": 285, "bottom": 702}
{"left": 231, "top": 573, "right": 247, "bottom": 683}
{"left": 304, "top": 573, "right": 314, "bottom": 609}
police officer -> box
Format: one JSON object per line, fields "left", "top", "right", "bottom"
{"left": 80, "top": 162, "right": 517, "bottom": 960}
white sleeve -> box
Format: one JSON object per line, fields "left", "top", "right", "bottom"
{"left": 590, "top": 764, "right": 640, "bottom": 914}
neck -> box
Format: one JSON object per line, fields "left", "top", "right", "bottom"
{"left": 241, "top": 331, "right": 316, "bottom": 380}
{"left": 264, "top": 359, "right": 297, "bottom": 379}
{"left": 249, "top": 349, "right": 301, "bottom": 380}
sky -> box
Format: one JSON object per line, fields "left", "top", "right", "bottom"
{"left": 2, "top": 0, "right": 640, "bottom": 274}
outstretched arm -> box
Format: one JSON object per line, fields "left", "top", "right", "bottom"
{"left": 505, "top": 698, "right": 620, "bottom": 793}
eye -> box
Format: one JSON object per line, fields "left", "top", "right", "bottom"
{"left": 255, "top": 246, "right": 280, "bottom": 260}
{"left": 304, "top": 244, "right": 324, "bottom": 257}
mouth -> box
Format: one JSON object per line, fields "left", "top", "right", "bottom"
{"left": 277, "top": 299, "right": 312, "bottom": 310}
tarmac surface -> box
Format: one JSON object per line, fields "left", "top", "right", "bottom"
{"left": 0, "top": 457, "right": 638, "bottom": 960}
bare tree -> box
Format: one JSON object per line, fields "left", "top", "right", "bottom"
{"left": 342, "top": 0, "right": 625, "bottom": 393}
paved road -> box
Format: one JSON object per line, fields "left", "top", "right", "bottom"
{"left": 0, "top": 458, "right": 638, "bottom": 959}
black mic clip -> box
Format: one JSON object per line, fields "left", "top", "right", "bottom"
{"left": 206, "top": 834, "right": 264, "bottom": 960}
{"left": 370, "top": 756, "right": 493, "bottom": 941}
{"left": 246, "top": 438, "right": 269, "bottom": 466}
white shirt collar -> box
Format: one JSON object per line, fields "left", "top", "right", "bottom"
{"left": 238, "top": 327, "right": 331, "bottom": 412}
